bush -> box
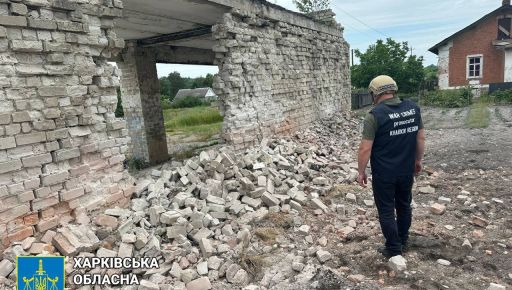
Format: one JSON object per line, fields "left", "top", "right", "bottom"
{"left": 397, "top": 93, "right": 420, "bottom": 103}
{"left": 115, "top": 88, "right": 124, "bottom": 117}
{"left": 161, "top": 95, "right": 172, "bottom": 110}
{"left": 171, "top": 96, "right": 207, "bottom": 108}
{"left": 125, "top": 158, "right": 145, "bottom": 172}
{"left": 421, "top": 87, "right": 473, "bottom": 108}
{"left": 488, "top": 89, "right": 512, "bottom": 104}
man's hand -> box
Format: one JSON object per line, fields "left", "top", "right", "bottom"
{"left": 414, "top": 160, "right": 422, "bottom": 175}
{"left": 357, "top": 172, "right": 368, "bottom": 187}
{"left": 358, "top": 139, "right": 373, "bottom": 188}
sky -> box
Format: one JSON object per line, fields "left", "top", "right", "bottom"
{"left": 157, "top": 0, "right": 500, "bottom": 78}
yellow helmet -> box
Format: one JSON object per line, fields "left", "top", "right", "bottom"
{"left": 369, "top": 75, "right": 398, "bottom": 96}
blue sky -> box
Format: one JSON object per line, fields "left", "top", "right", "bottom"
{"left": 157, "top": 0, "right": 500, "bottom": 78}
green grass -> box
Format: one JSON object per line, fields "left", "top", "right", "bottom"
{"left": 163, "top": 106, "right": 223, "bottom": 141}
{"left": 466, "top": 101, "right": 490, "bottom": 129}
{"left": 421, "top": 87, "right": 473, "bottom": 108}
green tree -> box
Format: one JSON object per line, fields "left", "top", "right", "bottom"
{"left": 190, "top": 73, "right": 214, "bottom": 89}
{"left": 424, "top": 64, "right": 438, "bottom": 83}
{"left": 166, "top": 71, "right": 187, "bottom": 101}
{"left": 115, "top": 87, "right": 124, "bottom": 118}
{"left": 159, "top": 77, "right": 172, "bottom": 98}
{"left": 351, "top": 38, "right": 425, "bottom": 93}
{"left": 293, "top": 0, "right": 330, "bottom": 13}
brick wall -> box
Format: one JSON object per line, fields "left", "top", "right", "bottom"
{"left": 449, "top": 16, "right": 504, "bottom": 86}
{"left": 212, "top": 9, "right": 350, "bottom": 150}
{"left": 0, "top": 0, "right": 134, "bottom": 248}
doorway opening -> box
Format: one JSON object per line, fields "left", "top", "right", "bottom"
{"left": 157, "top": 64, "right": 222, "bottom": 159}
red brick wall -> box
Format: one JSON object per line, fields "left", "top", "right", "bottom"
{"left": 449, "top": 16, "right": 504, "bottom": 86}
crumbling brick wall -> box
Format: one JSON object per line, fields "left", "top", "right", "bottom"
{"left": 212, "top": 9, "right": 350, "bottom": 150}
{"left": 0, "top": 0, "right": 133, "bottom": 248}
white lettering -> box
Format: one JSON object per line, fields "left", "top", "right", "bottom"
{"left": 132, "top": 259, "right": 140, "bottom": 268}
{"left": 73, "top": 257, "right": 83, "bottom": 269}
{"left": 75, "top": 274, "right": 139, "bottom": 285}
{"left": 73, "top": 274, "right": 83, "bottom": 285}
{"left": 73, "top": 257, "right": 160, "bottom": 271}
{"left": 390, "top": 126, "right": 419, "bottom": 136}
{"left": 388, "top": 113, "right": 400, "bottom": 119}
{"left": 129, "top": 274, "right": 140, "bottom": 285}
{"left": 400, "top": 108, "right": 416, "bottom": 117}
{"left": 393, "top": 118, "right": 415, "bottom": 128}
{"left": 407, "top": 126, "right": 419, "bottom": 133}
{"left": 390, "top": 129, "right": 406, "bottom": 136}
{"left": 149, "top": 258, "right": 159, "bottom": 269}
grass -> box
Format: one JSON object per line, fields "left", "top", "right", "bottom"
{"left": 420, "top": 87, "right": 473, "bottom": 108}
{"left": 254, "top": 228, "right": 279, "bottom": 243}
{"left": 163, "top": 106, "right": 223, "bottom": 141}
{"left": 259, "top": 212, "right": 294, "bottom": 229}
{"left": 466, "top": 100, "right": 490, "bottom": 129}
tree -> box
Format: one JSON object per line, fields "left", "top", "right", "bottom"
{"left": 190, "top": 73, "right": 214, "bottom": 89}
{"left": 293, "top": 0, "right": 330, "bottom": 14}
{"left": 115, "top": 87, "right": 124, "bottom": 118}
{"left": 159, "top": 77, "right": 172, "bottom": 98}
{"left": 424, "top": 64, "right": 438, "bottom": 83}
{"left": 351, "top": 38, "right": 425, "bottom": 94}
{"left": 165, "top": 71, "right": 187, "bottom": 101}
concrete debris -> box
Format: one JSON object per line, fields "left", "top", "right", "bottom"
{"left": 462, "top": 239, "right": 472, "bottom": 249}
{"left": 487, "top": 283, "right": 506, "bottom": 290}
{"left": 0, "top": 260, "right": 14, "bottom": 278}
{"left": 471, "top": 215, "right": 489, "bottom": 228}
{"left": 316, "top": 250, "right": 332, "bottom": 263}
{"left": 437, "top": 259, "right": 451, "bottom": 266}
{"left": 186, "top": 277, "right": 212, "bottom": 290}
{"left": 0, "top": 115, "right": 390, "bottom": 288}
{"left": 418, "top": 186, "right": 435, "bottom": 194}
{"left": 388, "top": 255, "right": 407, "bottom": 272}
{"left": 430, "top": 203, "right": 446, "bottom": 215}
{"left": 347, "top": 274, "right": 366, "bottom": 283}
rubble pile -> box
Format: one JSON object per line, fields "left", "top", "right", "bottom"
{"left": 0, "top": 115, "right": 364, "bottom": 290}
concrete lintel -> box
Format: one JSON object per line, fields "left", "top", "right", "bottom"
{"left": 138, "top": 26, "right": 212, "bottom": 46}
{"left": 154, "top": 46, "right": 215, "bottom": 65}
{"left": 208, "top": 0, "right": 343, "bottom": 36}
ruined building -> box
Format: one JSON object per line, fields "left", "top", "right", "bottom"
{"left": 0, "top": 0, "right": 350, "bottom": 247}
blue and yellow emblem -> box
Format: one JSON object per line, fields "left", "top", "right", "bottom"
{"left": 16, "top": 256, "right": 65, "bottom": 290}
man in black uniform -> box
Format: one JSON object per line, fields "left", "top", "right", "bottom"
{"left": 357, "top": 75, "right": 425, "bottom": 258}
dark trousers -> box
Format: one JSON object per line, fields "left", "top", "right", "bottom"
{"left": 372, "top": 174, "right": 414, "bottom": 256}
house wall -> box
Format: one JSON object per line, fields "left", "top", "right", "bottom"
{"left": 438, "top": 41, "right": 453, "bottom": 89}
{"left": 0, "top": 0, "right": 134, "bottom": 248}
{"left": 212, "top": 9, "right": 351, "bottom": 150}
{"left": 504, "top": 50, "right": 512, "bottom": 82}
{"left": 449, "top": 16, "right": 504, "bottom": 87}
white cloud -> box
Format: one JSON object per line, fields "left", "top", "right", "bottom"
{"left": 156, "top": 64, "right": 218, "bottom": 78}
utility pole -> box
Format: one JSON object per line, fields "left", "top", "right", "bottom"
{"left": 351, "top": 49, "right": 354, "bottom": 66}
{"left": 410, "top": 47, "right": 413, "bottom": 57}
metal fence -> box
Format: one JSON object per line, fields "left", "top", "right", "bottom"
{"left": 489, "top": 82, "right": 512, "bottom": 94}
{"left": 351, "top": 93, "right": 373, "bottom": 109}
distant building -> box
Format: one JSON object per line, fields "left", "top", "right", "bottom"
{"left": 174, "top": 88, "right": 218, "bottom": 101}
{"left": 429, "top": 0, "right": 512, "bottom": 92}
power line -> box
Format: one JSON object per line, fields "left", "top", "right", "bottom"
{"left": 332, "top": 3, "right": 390, "bottom": 39}
{"left": 342, "top": 21, "right": 378, "bottom": 39}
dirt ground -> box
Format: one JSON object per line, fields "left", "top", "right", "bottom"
{"left": 228, "top": 105, "right": 512, "bottom": 290}
{"left": 131, "top": 105, "right": 511, "bottom": 290}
